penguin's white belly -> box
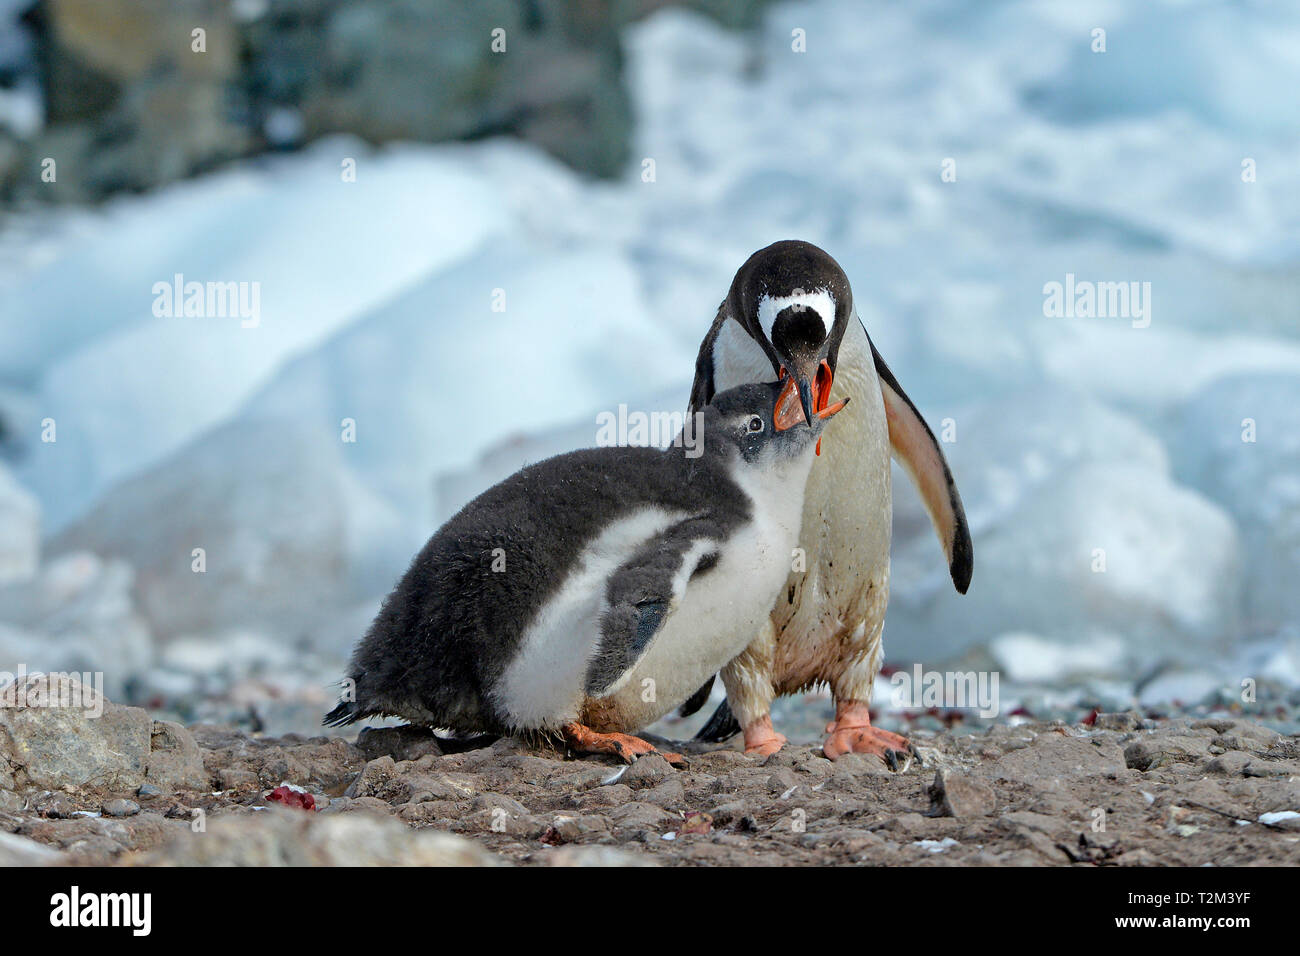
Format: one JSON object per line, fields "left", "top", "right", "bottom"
{"left": 593, "top": 510, "right": 798, "bottom": 731}
{"left": 492, "top": 507, "right": 687, "bottom": 731}
{"left": 494, "top": 477, "right": 807, "bottom": 734}
{"left": 771, "top": 321, "right": 893, "bottom": 696}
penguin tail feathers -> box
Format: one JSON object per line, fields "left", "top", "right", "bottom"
{"left": 694, "top": 699, "right": 742, "bottom": 743}
{"left": 323, "top": 700, "right": 358, "bottom": 728}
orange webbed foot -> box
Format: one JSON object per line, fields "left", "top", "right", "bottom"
{"left": 742, "top": 714, "right": 787, "bottom": 757}
{"left": 561, "top": 722, "right": 688, "bottom": 768}
{"left": 822, "top": 700, "right": 915, "bottom": 770}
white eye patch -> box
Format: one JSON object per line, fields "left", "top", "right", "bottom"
{"left": 756, "top": 290, "right": 835, "bottom": 342}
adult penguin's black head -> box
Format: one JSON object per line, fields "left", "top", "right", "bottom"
{"left": 724, "top": 240, "right": 854, "bottom": 427}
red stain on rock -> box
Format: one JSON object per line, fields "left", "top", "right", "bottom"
{"left": 266, "top": 785, "right": 316, "bottom": 811}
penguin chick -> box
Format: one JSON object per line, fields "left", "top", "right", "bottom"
{"left": 325, "top": 381, "right": 847, "bottom": 765}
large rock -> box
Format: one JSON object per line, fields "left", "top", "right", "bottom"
{"left": 145, "top": 720, "right": 208, "bottom": 791}
{"left": 929, "top": 769, "right": 996, "bottom": 819}
{"left": 0, "top": 672, "right": 151, "bottom": 791}
{"left": 145, "top": 806, "right": 506, "bottom": 866}
{"left": 6, "top": 0, "right": 779, "bottom": 201}
{"left": 0, "top": 461, "right": 39, "bottom": 585}
{"left": 15, "top": 0, "right": 249, "bottom": 202}
{"left": 983, "top": 732, "right": 1127, "bottom": 783}
{"left": 249, "top": 0, "right": 630, "bottom": 177}
{"left": 1166, "top": 373, "right": 1300, "bottom": 630}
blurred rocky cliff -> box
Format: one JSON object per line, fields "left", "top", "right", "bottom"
{"left": 0, "top": 0, "right": 770, "bottom": 203}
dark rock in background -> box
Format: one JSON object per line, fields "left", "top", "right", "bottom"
{"left": 0, "top": 0, "right": 774, "bottom": 203}
{"left": 244, "top": 0, "right": 630, "bottom": 177}
{"left": 13, "top": 0, "right": 251, "bottom": 202}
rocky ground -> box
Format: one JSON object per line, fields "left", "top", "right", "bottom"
{"left": 2, "top": 674, "right": 1298, "bottom": 866}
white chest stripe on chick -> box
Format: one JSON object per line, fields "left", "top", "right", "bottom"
{"left": 493, "top": 507, "right": 685, "bottom": 730}
{"left": 603, "top": 454, "right": 814, "bottom": 727}
{"left": 594, "top": 535, "right": 718, "bottom": 700}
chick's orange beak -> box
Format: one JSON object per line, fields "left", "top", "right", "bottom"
{"left": 774, "top": 369, "right": 805, "bottom": 432}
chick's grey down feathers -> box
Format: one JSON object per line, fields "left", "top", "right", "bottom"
{"left": 325, "top": 381, "right": 813, "bottom": 735}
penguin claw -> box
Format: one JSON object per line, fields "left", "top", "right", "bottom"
{"left": 658, "top": 751, "right": 690, "bottom": 769}
{"left": 561, "top": 722, "right": 686, "bottom": 769}
{"left": 883, "top": 747, "right": 908, "bottom": 772}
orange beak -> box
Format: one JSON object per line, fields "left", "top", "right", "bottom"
{"left": 773, "top": 361, "right": 846, "bottom": 454}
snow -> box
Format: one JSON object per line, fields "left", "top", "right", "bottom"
{"left": 5, "top": 143, "right": 511, "bottom": 529}
{"left": 0, "top": 460, "right": 38, "bottom": 584}
{"left": 237, "top": 237, "right": 697, "bottom": 543}
{"left": 1, "top": 0, "right": 1298, "bottom": 702}
{"left": 1260, "top": 811, "right": 1300, "bottom": 826}
{"left": 1137, "top": 671, "right": 1227, "bottom": 709}
{"left": 1165, "top": 373, "right": 1300, "bottom": 630}
{"left": 913, "top": 838, "right": 959, "bottom": 853}
{"left": 888, "top": 462, "right": 1241, "bottom": 669}
{"left": 890, "top": 386, "right": 1170, "bottom": 601}
{"left": 48, "top": 419, "right": 382, "bottom": 639}
{"left": 990, "top": 632, "right": 1128, "bottom": 684}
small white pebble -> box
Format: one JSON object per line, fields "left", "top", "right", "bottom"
{"left": 661, "top": 832, "right": 676, "bottom": 841}
{"left": 913, "top": 837, "right": 958, "bottom": 854}
{"left": 1141, "top": 791, "right": 1155, "bottom": 805}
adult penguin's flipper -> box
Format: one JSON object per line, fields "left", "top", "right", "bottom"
{"left": 694, "top": 698, "right": 742, "bottom": 742}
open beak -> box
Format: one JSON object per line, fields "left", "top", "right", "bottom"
{"left": 773, "top": 360, "right": 846, "bottom": 454}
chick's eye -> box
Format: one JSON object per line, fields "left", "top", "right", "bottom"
{"left": 747, "top": 415, "right": 764, "bottom": 433}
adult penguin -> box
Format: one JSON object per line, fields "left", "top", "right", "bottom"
{"left": 684, "top": 240, "right": 972, "bottom": 763}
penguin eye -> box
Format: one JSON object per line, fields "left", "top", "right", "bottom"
{"left": 747, "top": 415, "right": 764, "bottom": 433}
